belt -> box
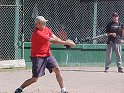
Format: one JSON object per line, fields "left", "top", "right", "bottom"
{"left": 30, "top": 56, "right": 49, "bottom": 58}
{"left": 30, "top": 56, "right": 43, "bottom": 58}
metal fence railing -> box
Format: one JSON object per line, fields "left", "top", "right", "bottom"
{"left": 1, "top": 0, "right": 124, "bottom": 61}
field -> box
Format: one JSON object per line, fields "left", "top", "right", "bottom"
{"left": 0, "top": 67, "right": 124, "bottom": 93}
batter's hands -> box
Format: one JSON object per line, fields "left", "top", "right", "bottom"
{"left": 65, "top": 39, "right": 76, "bottom": 48}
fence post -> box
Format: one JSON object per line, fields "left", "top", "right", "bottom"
{"left": 21, "top": 0, "right": 25, "bottom": 59}
{"left": 93, "top": 0, "right": 98, "bottom": 44}
{"left": 14, "top": 0, "right": 20, "bottom": 59}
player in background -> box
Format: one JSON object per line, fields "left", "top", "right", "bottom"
{"left": 104, "top": 12, "right": 124, "bottom": 73}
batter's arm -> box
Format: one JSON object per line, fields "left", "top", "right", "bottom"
{"left": 49, "top": 34, "right": 75, "bottom": 47}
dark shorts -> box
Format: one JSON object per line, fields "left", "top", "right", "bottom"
{"left": 31, "top": 55, "right": 59, "bottom": 77}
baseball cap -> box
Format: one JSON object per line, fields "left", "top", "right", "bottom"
{"left": 112, "top": 12, "right": 119, "bottom": 17}
{"left": 35, "top": 16, "right": 48, "bottom": 24}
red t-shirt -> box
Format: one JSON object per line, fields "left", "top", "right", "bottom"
{"left": 31, "top": 27, "right": 53, "bottom": 57}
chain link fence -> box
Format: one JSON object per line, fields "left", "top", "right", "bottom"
{"left": 0, "top": 0, "right": 23, "bottom": 61}
{"left": 1, "top": 0, "right": 124, "bottom": 61}
{"left": 24, "top": 0, "right": 124, "bottom": 44}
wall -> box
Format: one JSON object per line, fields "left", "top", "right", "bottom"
{"left": 24, "top": 42, "right": 124, "bottom": 67}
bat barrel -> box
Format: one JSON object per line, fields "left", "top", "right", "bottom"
{"left": 81, "top": 33, "right": 107, "bottom": 42}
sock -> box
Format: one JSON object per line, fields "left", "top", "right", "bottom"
{"left": 61, "top": 87, "right": 66, "bottom": 92}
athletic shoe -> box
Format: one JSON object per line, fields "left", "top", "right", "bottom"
{"left": 118, "top": 67, "right": 123, "bottom": 73}
{"left": 14, "top": 88, "right": 22, "bottom": 93}
{"left": 104, "top": 67, "right": 109, "bottom": 72}
{"left": 61, "top": 91, "right": 69, "bottom": 93}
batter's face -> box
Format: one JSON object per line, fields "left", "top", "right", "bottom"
{"left": 36, "top": 22, "right": 46, "bottom": 29}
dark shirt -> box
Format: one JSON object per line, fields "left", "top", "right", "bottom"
{"left": 106, "top": 21, "right": 124, "bottom": 44}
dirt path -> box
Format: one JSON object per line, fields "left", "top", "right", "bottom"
{"left": 0, "top": 67, "right": 124, "bottom": 93}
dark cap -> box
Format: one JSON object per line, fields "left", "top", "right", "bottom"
{"left": 112, "top": 12, "right": 119, "bottom": 17}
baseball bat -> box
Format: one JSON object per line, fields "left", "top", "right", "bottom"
{"left": 82, "top": 33, "right": 107, "bottom": 42}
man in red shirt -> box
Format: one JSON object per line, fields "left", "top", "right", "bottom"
{"left": 15, "top": 16, "right": 75, "bottom": 93}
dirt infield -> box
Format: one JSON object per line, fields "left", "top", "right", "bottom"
{"left": 0, "top": 67, "right": 124, "bottom": 93}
